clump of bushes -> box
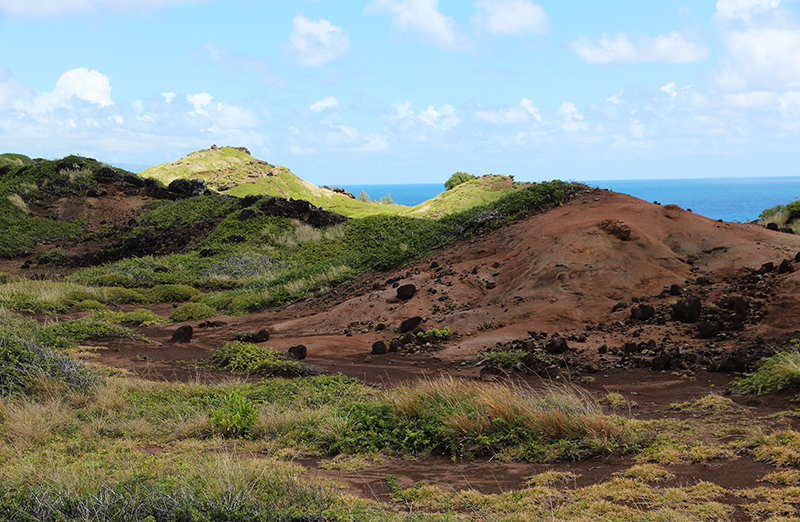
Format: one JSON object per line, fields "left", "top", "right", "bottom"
{"left": 735, "top": 349, "right": 800, "bottom": 395}
{"left": 211, "top": 341, "right": 315, "bottom": 376}
{"left": 169, "top": 302, "right": 216, "bottom": 322}
{"left": 146, "top": 284, "right": 200, "bottom": 303}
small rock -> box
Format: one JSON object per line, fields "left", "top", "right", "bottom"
{"left": 630, "top": 304, "right": 655, "bottom": 321}
{"left": 778, "top": 259, "right": 795, "bottom": 274}
{"left": 399, "top": 316, "right": 423, "bottom": 333}
{"left": 171, "top": 325, "right": 193, "bottom": 344}
{"left": 288, "top": 344, "right": 307, "bottom": 360}
{"left": 544, "top": 335, "right": 569, "bottom": 354}
{"left": 396, "top": 284, "right": 417, "bottom": 300}
{"left": 371, "top": 341, "right": 388, "bottom": 355}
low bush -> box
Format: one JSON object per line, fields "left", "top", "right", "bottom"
{"left": 38, "top": 316, "right": 143, "bottom": 349}
{"left": 211, "top": 391, "right": 258, "bottom": 438}
{"left": 169, "top": 302, "right": 217, "bottom": 322}
{"left": 211, "top": 341, "right": 315, "bottom": 376}
{"left": 102, "top": 286, "right": 148, "bottom": 304}
{"left": 98, "top": 308, "right": 166, "bottom": 326}
{"left": 734, "top": 350, "right": 800, "bottom": 395}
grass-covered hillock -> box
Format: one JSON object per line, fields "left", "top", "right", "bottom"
{"left": 0, "top": 154, "right": 139, "bottom": 257}
{"left": 402, "top": 174, "right": 526, "bottom": 218}
{"left": 141, "top": 146, "right": 400, "bottom": 218}
{"left": 71, "top": 180, "right": 586, "bottom": 311}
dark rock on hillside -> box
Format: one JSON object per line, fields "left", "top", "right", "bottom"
{"left": 371, "top": 341, "right": 388, "bottom": 355}
{"left": 389, "top": 339, "right": 402, "bottom": 352}
{"left": 171, "top": 325, "right": 193, "bottom": 344}
{"left": 767, "top": 222, "right": 779, "bottom": 231}
{"left": 396, "top": 284, "right": 417, "bottom": 300}
{"left": 651, "top": 354, "right": 672, "bottom": 371}
{"left": 95, "top": 167, "right": 122, "bottom": 183}
{"left": 697, "top": 321, "right": 721, "bottom": 339}
{"left": 672, "top": 297, "right": 702, "bottom": 323}
{"left": 630, "top": 304, "right": 655, "bottom": 321}
{"left": 758, "top": 262, "right": 774, "bottom": 274}
{"left": 778, "top": 259, "right": 795, "bottom": 274}
{"left": 400, "top": 316, "right": 422, "bottom": 333}
{"left": 288, "top": 344, "right": 307, "bottom": 360}
{"left": 544, "top": 334, "right": 569, "bottom": 354}
{"left": 611, "top": 302, "right": 627, "bottom": 313}
{"left": 669, "top": 284, "right": 684, "bottom": 296}
{"left": 168, "top": 178, "right": 211, "bottom": 198}
{"left": 257, "top": 197, "right": 347, "bottom": 228}
{"left": 479, "top": 365, "right": 506, "bottom": 382}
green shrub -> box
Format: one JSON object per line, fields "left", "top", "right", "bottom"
{"left": 146, "top": 284, "right": 200, "bottom": 303}
{"left": 444, "top": 171, "right": 476, "bottom": 190}
{"left": 102, "top": 287, "right": 147, "bottom": 304}
{"left": 211, "top": 341, "right": 314, "bottom": 376}
{"left": 211, "top": 391, "right": 258, "bottom": 438}
{"left": 38, "top": 317, "right": 142, "bottom": 349}
{"left": 228, "top": 292, "right": 269, "bottom": 315}
{"left": 73, "top": 299, "right": 108, "bottom": 312}
{"left": 169, "top": 302, "right": 216, "bottom": 322}
{"left": 99, "top": 308, "right": 166, "bottom": 326}
{"left": 734, "top": 350, "right": 800, "bottom": 395}
{"left": 95, "top": 273, "right": 133, "bottom": 287}
{"left": 57, "top": 289, "right": 99, "bottom": 308}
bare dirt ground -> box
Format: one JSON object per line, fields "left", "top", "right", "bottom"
{"left": 11, "top": 188, "right": 800, "bottom": 517}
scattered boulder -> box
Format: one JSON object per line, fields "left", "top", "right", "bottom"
{"left": 258, "top": 196, "right": 347, "bottom": 228}
{"left": 288, "top": 344, "right": 307, "bottom": 360}
{"left": 758, "top": 262, "right": 774, "bottom": 275}
{"left": 697, "top": 321, "right": 721, "bottom": 339}
{"left": 544, "top": 334, "right": 569, "bottom": 354}
{"left": 767, "top": 222, "right": 779, "bottom": 231}
{"left": 611, "top": 302, "right": 627, "bottom": 313}
{"left": 779, "top": 226, "right": 795, "bottom": 234}
{"left": 396, "top": 284, "right": 417, "bottom": 300}
{"left": 168, "top": 178, "right": 211, "bottom": 199}
{"left": 778, "top": 259, "right": 795, "bottom": 274}
{"left": 399, "top": 316, "right": 422, "bottom": 333}
{"left": 171, "top": 325, "right": 193, "bottom": 344}
{"left": 371, "top": 341, "right": 388, "bottom": 355}
{"left": 389, "top": 340, "right": 403, "bottom": 352}
{"left": 672, "top": 297, "right": 702, "bottom": 323}
{"left": 669, "top": 284, "right": 684, "bottom": 296}
{"left": 630, "top": 304, "right": 655, "bottom": 321}
{"left": 651, "top": 354, "right": 672, "bottom": 371}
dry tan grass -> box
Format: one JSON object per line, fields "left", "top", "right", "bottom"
{"left": 0, "top": 398, "right": 76, "bottom": 448}
{"left": 7, "top": 193, "right": 29, "bottom": 213}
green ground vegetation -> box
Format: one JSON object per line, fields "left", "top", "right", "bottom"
{"left": 759, "top": 199, "right": 800, "bottom": 232}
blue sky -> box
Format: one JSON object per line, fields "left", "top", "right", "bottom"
{"left": 1, "top": 0, "right": 800, "bottom": 184}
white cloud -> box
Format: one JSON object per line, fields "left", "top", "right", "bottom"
{"left": 472, "top": 0, "right": 548, "bottom": 36}
{"left": 287, "top": 14, "right": 350, "bottom": 66}
{"left": 0, "top": 0, "right": 205, "bottom": 17}
{"left": 310, "top": 96, "right": 339, "bottom": 113}
{"left": 187, "top": 92, "right": 212, "bottom": 116}
{"left": 661, "top": 81, "right": 678, "bottom": 101}
{"left": 558, "top": 102, "right": 588, "bottom": 132}
{"left": 390, "top": 100, "right": 415, "bottom": 119}
{"left": 778, "top": 91, "right": 800, "bottom": 117}
{"left": 162, "top": 92, "right": 176, "bottom": 104}
{"left": 213, "top": 103, "right": 259, "bottom": 129}
{"left": 108, "top": 114, "right": 124, "bottom": 124}
{"left": 355, "top": 133, "right": 389, "bottom": 152}
{"left": 364, "top": 0, "right": 470, "bottom": 50}
{"left": 723, "top": 91, "right": 777, "bottom": 108}
{"left": 606, "top": 91, "right": 625, "bottom": 105}
{"left": 20, "top": 68, "right": 114, "bottom": 115}
{"left": 476, "top": 98, "right": 541, "bottom": 124}
{"left": 630, "top": 118, "right": 645, "bottom": 140}
{"left": 715, "top": 0, "right": 780, "bottom": 23}
{"left": 716, "top": 27, "right": 800, "bottom": 90}
{"left": 571, "top": 31, "right": 708, "bottom": 64}
{"left": 418, "top": 104, "right": 460, "bottom": 130}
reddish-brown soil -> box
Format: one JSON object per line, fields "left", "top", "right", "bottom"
{"left": 11, "top": 188, "right": 800, "bottom": 517}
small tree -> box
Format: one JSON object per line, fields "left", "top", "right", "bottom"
{"left": 379, "top": 193, "right": 393, "bottom": 205}
{"left": 444, "top": 171, "right": 475, "bottom": 190}
{"left": 357, "top": 190, "right": 370, "bottom": 202}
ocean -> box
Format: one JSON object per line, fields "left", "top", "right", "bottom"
{"left": 340, "top": 177, "right": 800, "bottom": 223}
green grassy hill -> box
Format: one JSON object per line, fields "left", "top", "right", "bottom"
{"left": 141, "top": 146, "right": 402, "bottom": 218}
{"left": 401, "top": 174, "right": 529, "bottom": 218}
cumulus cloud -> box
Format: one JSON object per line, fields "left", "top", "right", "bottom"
{"left": 476, "top": 98, "right": 541, "bottom": 124}
{"left": 778, "top": 91, "right": 800, "bottom": 117}
{"left": 418, "top": 104, "right": 460, "bottom": 130}
{"left": 557, "top": 102, "right": 588, "bottom": 133}
{"left": 287, "top": 14, "right": 350, "bottom": 66}
{"left": 162, "top": 92, "right": 176, "bottom": 104}
{"left": 21, "top": 68, "right": 114, "bottom": 115}
{"left": 364, "top": 0, "right": 470, "bottom": 50}
{"left": 571, "top": 31, "right": 708, "bottom": 64}
{"left": 185, "top": 92, "right": 258, "bottom": 128}
{"left": 0, "top": 0, "right": 205, "bottom": 17}
{"left": 715, "top": 0, "right": 780, "bottom": 23}
{"left": 472, "top": 0, "right": 548, "bottom": 36}
{"left": 390, "top": 101, "right": 415, "bottom": 119}
{"left": 310, "top": 97, "right": 339, "bottom": 113}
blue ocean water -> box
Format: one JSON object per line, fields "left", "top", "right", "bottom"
{"left": 341, "top": 178, "right": 800, "bottom": 223}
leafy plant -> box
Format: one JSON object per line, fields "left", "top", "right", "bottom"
{"left": 444, "top": 171, "right": 476, "bottom": 190}
{"left": 211, "top": 391, "right": 258, "bottom": 438}
{"left": 734, "top": 349, "right": 800, "bottom": 395}
{"left": 146, "top": 284, "right": 200, "bottom": 303}
{"left": 211, "top": 341, "right": 315, "bottom": 376}
{"left": 168, "top": 302, "right": 217, "bottom": 322}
